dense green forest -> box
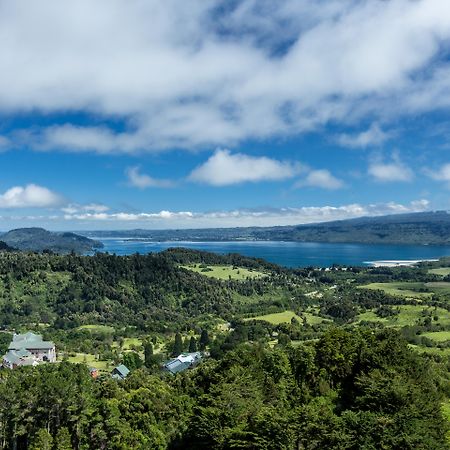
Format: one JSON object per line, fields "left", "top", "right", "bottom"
{"left": 0, "top": 248, "right": 449, "bottom": 448}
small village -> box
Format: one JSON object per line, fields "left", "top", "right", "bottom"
{"left": 2, "top": 331, "right": 204, "bottom": 380}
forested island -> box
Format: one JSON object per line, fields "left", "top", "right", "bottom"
{"left": 0, "top": 228, "right": 102, "bottom": 254}
{"left": 84, "top": 211, "right": 450, "bottom": 245}
{"left": 0, "top": 247, "right": 448, "bottom": 448}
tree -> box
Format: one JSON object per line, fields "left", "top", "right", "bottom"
{"left": 55, "top": 427, "right": 72, "bottom": 450}
{"left": 144, "top": 342, "right": 155, "bottom": 368}
{"left": 122, "top": 351, "right": 143, "bottom": 370}
{"left": 189, "top": 337, "right": 197, "bottom": 353}
{"left": 173, "top": 333, "right": 183, "bottom": 357}
{"left": 30, "top": 429, "right": 53, "bottom": 450}
{"left": 199, "top": 329, "right": 209, "bottom": 351}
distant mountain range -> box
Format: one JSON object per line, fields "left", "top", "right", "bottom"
{"left": 82, "top": 211, "right": 450, "bottom": 246}
{"left": 0, "top": 228, "right": 103, "bottom": 253}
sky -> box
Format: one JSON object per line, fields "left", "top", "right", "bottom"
{"left": 1, "top": 0, "right": 450, "bottom": 230}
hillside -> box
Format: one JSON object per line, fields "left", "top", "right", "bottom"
{"left": 0, "top": 227, "right": 103, "bottom": 253}
{"left": 84, "top": 211, "right": 450, "bottom": 245}
{"left": 0, "top": 248, "right": 448, "bottom": 448}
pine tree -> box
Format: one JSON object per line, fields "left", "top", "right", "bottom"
{"left": 172, "top": 332, "right": 183, "bottom": 356}
{"left": 189, "top": 336, "right": 197, "bottom": 353}
{"left": 144, "top": 342, "right": 155, "bottom": 368}
{"left": 199, "top": 329, "right": 209, "bottom": 351}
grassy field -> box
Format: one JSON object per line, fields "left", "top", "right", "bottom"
{"left": 359, "top": 282, "right": 433, "bottom": 298}
{"left": 357, "top": 305, "right": 450, "bottom": 327}
{"left": 63, "top": 353, "right": 111, "bottom": 371}
{"left": 409, "top": 344, "right": 450, "bottom": 357}
{"left": 77, "top": 324, "right": 115, "bottom": 334}
{"left": 421, "top": 331, "right": 450, "bottom": 342}
{"left": 245, "top": 310, "right": 325, "bottom": 325}
{"left": 428, "top": 267, "right": 450, "bottom": 276}
{"left": 182, "top": 264, "right": 265, "bottom": 281}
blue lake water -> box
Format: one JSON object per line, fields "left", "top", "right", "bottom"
{"left": 94, "top": 239, "right": 450, "bottom": 268}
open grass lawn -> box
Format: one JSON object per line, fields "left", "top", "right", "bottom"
{"left": 182, "top": 264, "right": 265, "bottom": 281}
{"left": 428, "top": 267, "right": 450, "bottom": 277}
{"left": 359, "top": 282, "right": 433, "bottom": 298}
{"left": 357, "top": 305, "right": 450, "bottom": 327}
{"left": 245, "top": 310, "right": 326, "bottom": 325}
{"left": 63, "top": 353, "right": 111, "bottom": 371}
{"left": 409, "top": 344, "right": 450, "bottom": 357}
{"left": 122, "top": 337, "right": 143, "bottom": 350}
{"left": 77, "top": 324, "right": 115, "bottom": 334}
{"left": 424, "top": 282, "right": 450, "bottom": 294}
{"left": 421, "top": 331, "right": 450, "bottom": 342}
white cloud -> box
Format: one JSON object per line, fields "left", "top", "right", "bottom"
{"left": 424, "top": 163, "right": 450, "bottom": 187}
{"left": 188, "top": 149, "right": 301, "bottom": 186}
{"left": 57, "top": 199, "right": 429, "bottom": 228}
{"left": 336, "top": 124, "right": 390, "bottom": 149}
{"left": 295, "top": 169, "right": 344, "bottom": 190}
{"left": 126, "top": 166, "right": 174, "bottom": 189}
{"left": 61, "top": 203, "right": 110, "bottom": 214}
{"left": 0, "top": 1, "right": 450, "bottom": 151}
{"left": 368, "top": 157, "right": 414, "bottom": 182}
{"left": 0, "top": 184, "right": 64, "bottom": 208}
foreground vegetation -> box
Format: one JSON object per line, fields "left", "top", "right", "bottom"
{"left": 0, "top": 248, "right": 449, "bottom": 448}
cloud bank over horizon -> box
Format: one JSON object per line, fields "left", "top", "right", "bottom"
{"left": 1, "top": 0, "right": 450, "bottom": 153}
{"left": 0, "top": 1, "right": 449, "bottom": 229}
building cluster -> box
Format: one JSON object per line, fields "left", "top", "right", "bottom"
{"left": 163, "top": 351, "right": 202, "bottom": 375}
{"left": 2, "top": 332, "right": 56, "bottom": 369}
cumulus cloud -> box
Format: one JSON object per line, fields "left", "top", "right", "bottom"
{"left": 0, "top": 184, "right": 65, "bottom": 208}
{"left": 295, "top": 169, "right": 344, "bottom": 190}
{"left": 126, "top": 166, "right": 174, "bottom": 189}
{"left": 188, "top": 149, "right": 301, "bottom": 186}
{"left": 1, "top": 1, "right": 450, "bottom": 152}
{"left": 336, "top": 124, "right": 390, "bottom": 149}
{"left": 58, "top": 199, "right": 429, "bottom": 228}
{"left": 368, "top": 156, "right": 414, "bottom": 182}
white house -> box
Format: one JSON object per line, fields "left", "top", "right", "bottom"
{"left": 3, "top": 332, "right": 56, "bottom": 369}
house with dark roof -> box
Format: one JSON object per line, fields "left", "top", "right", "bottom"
{"left": 163, "top": 352, "right": 202, "bottom": 375}
{"left": 111, "top": 364, "right": 130, "bottom": 380}
{"left": 2, "top": 332, "right": 56, "bottom": 369}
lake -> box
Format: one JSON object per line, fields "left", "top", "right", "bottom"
{"left": 93, "top": 238, "right": 450, "bottom": 268}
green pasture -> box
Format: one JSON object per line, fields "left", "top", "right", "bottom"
{"left": 428, "top": 267, "right": 450, "bottom": 277}
{"left": 182, "top": 264, "right": 265, "bottom": 281}
{"left": 64, "top": 353, "right": 111, "bottom": 371}
{"left": 77, "top": 324, "right": 115, "bottom": 334}
{"left": 421, "top": 331, "right": 450, "bottom": 342}
{"left": 357, "top": 305, "right": 450, "bottom": 327}
{"left": 245, "top": 310, "right": 325, "bottom": 325}
{"left": 360, "top": 280, "right": 450, "bottom": 298}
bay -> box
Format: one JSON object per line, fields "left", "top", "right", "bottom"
{"left": 94, "top": 238, "right": 450, "bottom": 268}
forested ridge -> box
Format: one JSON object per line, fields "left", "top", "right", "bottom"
{"left": 0, "top": 248, "right": 448, "bottom": 448}
{"left": 86, "top": 211, "right": 450, "bottom": 245}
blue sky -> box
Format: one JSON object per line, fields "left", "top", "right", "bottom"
{"left": 1, "top": 0, "right": 450, "bottom": 230}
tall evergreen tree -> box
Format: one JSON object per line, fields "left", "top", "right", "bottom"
{"left": 144, "top": 342, "right": 154, "bottom": 368}
{"left": 199, "top": 329, "right": 209, "bottom": 351}
{"left": 173, "top": 332, "right": 183, "bottom": 356}
{"left": 189, "top": 336, "right": 197, "bottom": 353}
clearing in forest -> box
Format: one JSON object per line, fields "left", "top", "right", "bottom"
{"left": 182, "top": 264, "right": 265, "bottom": 280}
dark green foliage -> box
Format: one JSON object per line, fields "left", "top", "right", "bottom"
{"left": 122, "top": 351, "right": 143, "bottom": 370}
{"left": 199, "top": 329, "right": 209, "bottom": 351}
{"left": 1, "top": 227, "right": 102, "bottom": 253}
{"left": 173, "top": 333, "right": 183, "bottom": 357}
{"left": 189, "top": 336, "right": 197, "bottom": 353}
